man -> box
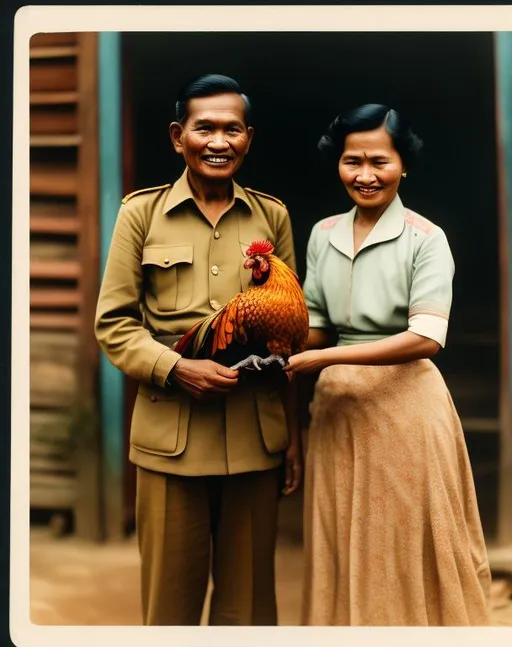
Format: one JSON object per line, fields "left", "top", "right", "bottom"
{"left": 95, "top": 74, "right": 302, "bottom": 626}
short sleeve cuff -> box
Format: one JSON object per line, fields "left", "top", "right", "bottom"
{"left": 308, "top": 309, "right": 330, "bottom": 329}
{"left": 151, "top": 348, "right": 182, "bottom": 387}
{"left": 408, "top": 313, "right": 449, "bottom": 348}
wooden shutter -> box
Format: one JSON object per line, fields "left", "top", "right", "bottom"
{"left": 29, "top": 32, "right": 101, "bottom": 538}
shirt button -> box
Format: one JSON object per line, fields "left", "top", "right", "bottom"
{"left": 210, "top": 299, "right": 221, "bottom": 310}
{"left": 163, "top": 258, "right": 170, "bottom": 265}
{"left": 214, "top": 231, "right": 220, "bottom": 239}
{"left": 211, "top": 265, "right": 219, "bottom": 276}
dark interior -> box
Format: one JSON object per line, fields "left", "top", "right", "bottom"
{"left": 124, "top": 31, "right": 501, "bottom": 538}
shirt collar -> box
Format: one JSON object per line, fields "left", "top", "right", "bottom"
{"left": 163, "top": 169, "right": 252, "bottom": 214}
{"left": 329, "top": 194, "right": 406, "bottom": 259}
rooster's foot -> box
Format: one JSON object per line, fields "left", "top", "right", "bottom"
{"left": 230, "top": 354, "right": 287, "bottom": 371}
{"left": 230, "top": 354, "right": 265, "bottom": 371}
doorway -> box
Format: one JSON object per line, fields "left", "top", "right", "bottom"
{"left": 123, "top": 30, "right": 501, "bottom": 538}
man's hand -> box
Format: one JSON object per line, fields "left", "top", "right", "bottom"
{"left": 170, "top": 358, "right": 239, "bottom": 400}
{"left": 281, "top": 441, "right": 303, "bottom": 496}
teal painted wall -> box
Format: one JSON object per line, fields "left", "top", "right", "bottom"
{"left": 496, "top": 31, "right": 512, "bottom": 545}
{"left": 497, "top": 33, "right": 512, "bottom": 372}
{"left": 98, "top": 32, "right": 125, "bottom": 540}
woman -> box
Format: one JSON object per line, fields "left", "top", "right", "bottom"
{"left": 284, "top": 104, "right": 491, "bottom": 626}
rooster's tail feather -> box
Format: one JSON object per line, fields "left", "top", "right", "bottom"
{"left": 211, "top": 296, "right": 246, "bottom": 355}
{"left": 174, "top": 310, "right": 222, "bottom": 358}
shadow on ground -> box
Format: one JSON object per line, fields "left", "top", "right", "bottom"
{"left": 29, "top": 491, "right": 512, "bottom": 626}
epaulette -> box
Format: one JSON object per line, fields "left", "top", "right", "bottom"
{"left": 404, "top": 209, "right": 435, "bottom": 236}
{"left": 122, "top": 183, "right": 172, "bottom": 204}
{"left": 244, "top": 187, "right": 286, "bottom": 208}
{"left": 319, "top": 215, "right": 343, "bottom": 230}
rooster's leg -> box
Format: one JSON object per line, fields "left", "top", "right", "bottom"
{"left": 258, "top": 354, "right": 287, "bottom": 368}
{"left": 230, "top": 354, "right": 287, "bottom": 371}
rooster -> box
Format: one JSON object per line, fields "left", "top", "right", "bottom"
{"left": 174, "top": 239, "right": 309, "bottom": 371}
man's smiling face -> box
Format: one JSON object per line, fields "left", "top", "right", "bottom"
{"left": 170, "top": 92, "right": 254, "bottom": 184}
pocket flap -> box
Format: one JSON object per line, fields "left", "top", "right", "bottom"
{"left": 142, "top": 245, "right": 193, "bottom": 268}
{"left": 130, "top": 384, "right": 191, "bottom": 457}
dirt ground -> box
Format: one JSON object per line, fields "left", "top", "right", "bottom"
{"left": 29, "top": 494, "right": 512, "bottom": 626}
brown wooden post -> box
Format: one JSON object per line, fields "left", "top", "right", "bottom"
{"left": 74, "top": 32, "right": 103, "bottom": 541}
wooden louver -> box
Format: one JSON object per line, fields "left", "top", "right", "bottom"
{"left": 29, "top": 32, "right": 100, "bottom": 537}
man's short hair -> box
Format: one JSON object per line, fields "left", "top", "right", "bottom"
{"left": 175, "top": 73, "right": 252, "bottom": 125}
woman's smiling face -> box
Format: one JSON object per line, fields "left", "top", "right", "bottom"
{"left": 338, "top": 125, "right": 404, "bottom": 215}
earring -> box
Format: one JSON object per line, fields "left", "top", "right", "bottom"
{"left": 402, "top": 172, "right": 407, "bottom": 178}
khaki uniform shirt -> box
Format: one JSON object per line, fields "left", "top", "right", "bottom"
{"left": 303, "top": 195, "right": 455, "bottom": 347}
{"left": 95, "top": 170, "right": 297, "bottom": 475}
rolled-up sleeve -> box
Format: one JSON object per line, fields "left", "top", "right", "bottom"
{"left": 94, "top": 202, "right": 181, "bottom": 386}
{"left": 303, "top": 224, "right": 330, "bottom": 329}
{"left": 408, "top": 228, "right": 455, "bottom": 347}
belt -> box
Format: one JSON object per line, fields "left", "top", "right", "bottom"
{"left": 153, "top": 333, "right": 183, "bottom": 350}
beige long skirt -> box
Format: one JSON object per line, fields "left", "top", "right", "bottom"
{"left": 302, "top": 359, "right": 491, "bottom": 626}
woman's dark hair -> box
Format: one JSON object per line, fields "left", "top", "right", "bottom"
{"left": 318, "top": 103, "right": 423, "bottom": 168}
{"left": 175, "top": 73, "right": 252, "bottom": 125}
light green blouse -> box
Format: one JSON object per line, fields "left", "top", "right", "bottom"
{"left": 303, "top": 195, "right": 455, "bottom": 347}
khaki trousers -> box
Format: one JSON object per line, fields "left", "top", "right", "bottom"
{"left": 135, "top": 466, "right": 281, "bottom": 625}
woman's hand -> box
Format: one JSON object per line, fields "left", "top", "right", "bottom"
{"left": 284, "top": 331, "right": 441, "bottom": 378}
{"left": 283, "top": 349, "right": 327, "bottom": 376}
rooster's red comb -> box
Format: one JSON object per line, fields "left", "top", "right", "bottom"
{"left": 245, "top": 240, "right": 275, "bottom": 257}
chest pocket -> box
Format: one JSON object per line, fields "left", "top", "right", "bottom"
{"left": 142, "top": 244, "right": 194, "bottom": 311}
